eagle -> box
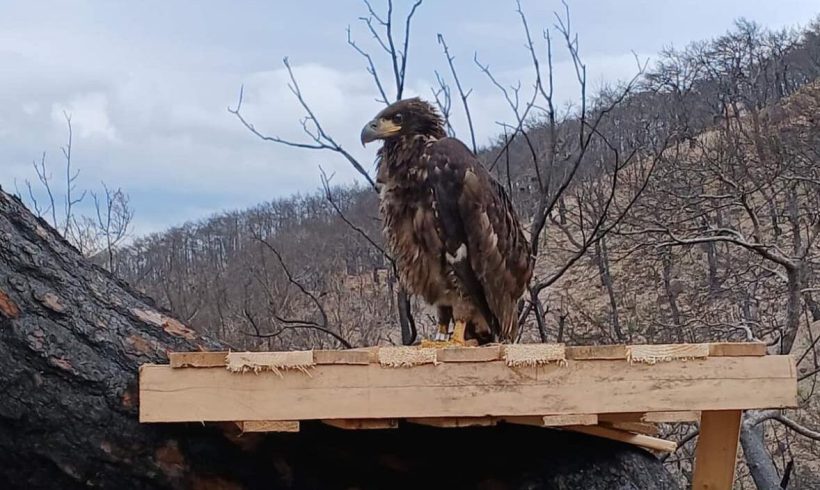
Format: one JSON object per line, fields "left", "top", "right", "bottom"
{"left": 360, "top": 97, "right": 533, "bottom": 346}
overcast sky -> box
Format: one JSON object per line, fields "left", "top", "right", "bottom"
{"left": 1, "top": 0, "right": 818, "bottom": 237}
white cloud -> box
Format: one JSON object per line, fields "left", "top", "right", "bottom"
{"left": 51, "top": 92, "right": 119, "bottom": 142}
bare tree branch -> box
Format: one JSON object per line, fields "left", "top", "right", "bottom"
{"left": 60, "top": 111, "right": 87, "bottom": 238}
{"left": 320, "top": 167, "right": 392, "bottom": 262}
{"left": 228, "top": 60, "right": 377, "bottom": 189}
{"left": 251, "top": 233, "right": 330, "bottom": 332}
{"left": 347, "top": 26, "right": 389, "bottom": 105}
{"left": 430, "top": 71, "right": 455, "bottom": 137}
{"left": 437, "top": 33, "right": 477, "bottom": 153}
{"left": 749, "top": 409, "right": 820, "bottom": 441}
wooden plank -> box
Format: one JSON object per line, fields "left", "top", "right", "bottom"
{"left": 627, "top": 343, "right": 710, "bottom": 363}
{"left": 498, "top": 416, "right": 546, "bottom": 427}
{"left": 435, "top": 345, "right": 502, "bottom": 363}
{"left": 503, "top": 414, "right": 597, "bottom": 427}
{"left": 236, "top": 420, "right": 299, "bottom": 432}
{"left": 314, "top": 350, "right": 370, "bottom": 365}
{"left": 408, "top": 417, "right": 497, "bottom": 428}
{"left": 692, "top": 410, "right": 742, "bottom": 490}
{"left": 165, "top": 342, "right": 765, "bottom": 367}
{"left": 603, "top": 422, "right": 659, "bottom": 436}
{"left": 350, "top": 347, "right": 380, "bottom": 363}
{"left": 708, "top": 342, "right": 766, "bottom": 357}
{"left": 599, "top": 411, "right": 701, "bottom": 423}
{"left": 564, "top": 425, "right": 677, "bottom": 453}
{"left": 541, "top": 414, "right": 598, "bottom": 426}
{"left": 139, "top": 355, "right": 797, "bottom": 423}
{"left": 643, "top": 411, "right": 701, "bottom": 423}
{"left": 322, "top": 418, "right": 398, "bottom": 429}
{"left": 566, "top": 345, "right": 627, "bottom": 360}
{"left": 169, "top": 351, "right": 227, "bottom": 368}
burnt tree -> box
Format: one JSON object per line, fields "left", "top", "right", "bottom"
{"left": 0, "top": 187, "right": 680, "bottom": 489}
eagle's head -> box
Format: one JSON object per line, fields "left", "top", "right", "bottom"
{"left": 360, "top": 97, "right": 445, "bottom": 146}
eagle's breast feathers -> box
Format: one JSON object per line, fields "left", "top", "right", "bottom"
{"left": 377, "top": 134, "right": 533, "bottom": 342}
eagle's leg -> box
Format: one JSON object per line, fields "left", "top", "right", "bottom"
{"left": 450, "top": 319, "right": 467, "bottom": 344}
{"left": 434, "top": 305, "right": 453, "bottom": 341}
{"left": 419, "top": 308, "right": 469, "bottom": 348}
{"left": 428, "top": 319, "right": 467, "bottom": 346}
{"left": 419, "top": 305, "right": 455, "bottom": 347}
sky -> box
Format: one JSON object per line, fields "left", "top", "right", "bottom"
{"left": 1, "top": 0, "right": 818, "bottom": 238}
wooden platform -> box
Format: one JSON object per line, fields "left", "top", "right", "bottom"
{"left": 139, "top": 341, "right": 797, "bottom": 490}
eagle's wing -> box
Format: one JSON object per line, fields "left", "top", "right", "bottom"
{"left": 427, "top": 138, "right": 533, "bottom": 341}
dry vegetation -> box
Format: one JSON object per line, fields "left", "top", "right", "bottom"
{"left": 15, "top": 2, "right": 820, "bottom": 488}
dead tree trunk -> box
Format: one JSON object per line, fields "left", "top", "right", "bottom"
{"left": 0, "top": 187, "right": 681, "bottom": 490}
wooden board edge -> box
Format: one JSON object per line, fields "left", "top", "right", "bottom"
{"left": 708, "top": 342, "right": 767, "bottom": 357}
{"left": 162, "top": 341, "right": 769, "bottom": 370}
{"left": 435, "top": 345, "right": 502, "bottom": 363}
{"left": 602, "top": 422, "right": 659, "bottom": 436}
{"left": 541, "top": 414, "right": 598, "bottom": 426}
{"left": 600, "top": 411, "right": 701, "bottom": 424}
{"left": 314, "top": 350, "right": 371, "bottom": 365}
{"left": 322, "top": 418, "right": 398, "bottom": 429}
{"left": 407, "top": 417, "right": 498, "bottom": 428}
{"left": 566, "top": 345, "right": 628, "bottom": 360}
{"left": 236, "top": 420, "right": 300, "bottom": 432}
{"left": 564, "top": 425, "right": 677, "bottom": 453}
{"left": 169, "top": 352, "right": 228, "bottom": 368}
{"left": 626, "top": 343, "right": 710, "bottom": 363}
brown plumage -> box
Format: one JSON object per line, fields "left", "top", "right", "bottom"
{"left": 360, "top": 97, "right": 533, "bottom": 345}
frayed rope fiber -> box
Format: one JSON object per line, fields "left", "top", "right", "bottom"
{"left": 226, "top": 350, "right": 315, "bottom": 377}
{"left": 504, "top": 343, "right": 566, "bottom": 367}
{"left": 378, "top": 346, "right": 438, "bottom": 367}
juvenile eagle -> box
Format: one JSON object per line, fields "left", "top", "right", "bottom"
{"left": 360, "top": 98, "right": 533, "bottom": 345}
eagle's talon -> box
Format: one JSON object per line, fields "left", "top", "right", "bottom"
{"left": 421, "top": 320, "right": 468, "bottom": 348}
{"left": 451, "top": 320, "right": 467, "bottom": 345}
{"left": 434, "top": 323, "right": 450, "bottom": 341}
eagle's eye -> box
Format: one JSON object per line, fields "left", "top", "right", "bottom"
{"left": 393, "top": 113, "right": 403, "bottom": 124}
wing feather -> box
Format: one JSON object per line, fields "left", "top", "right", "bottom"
{"left": 427, "top": 138, "right": 532, "bottom": 341}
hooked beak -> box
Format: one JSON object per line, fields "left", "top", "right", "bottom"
{"left": 360, "top": 118, "right": 401, "bottom": 146}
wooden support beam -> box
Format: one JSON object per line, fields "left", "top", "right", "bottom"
{"left": 407, "top": 414, "right": 599, "bottom": 429}
{"left": 599, "top": 411, "right": 700, "bottom": 424}
{"left": 643, "top": 411, "right": 701, "bottom": 423}
{"left": 494, "top": 414, "right": 599, "bottom": 428}
{"left": 540, "top": 414, "right": 598, "bottom": 426}
{"left": 407, "top": 417, "right": 498, "bottom": 428}
{"left": 139, "top": 355, "right": 797, "bottom": 423}
{"left": 692, "top": 410, "right": 742, "bottom": 490}
{"left": 563, "top": 425, "right": 677, "bottom": 453}
{"left": 603, "top": 422, "right": 659, "bottom": 436}
{"left": 497, "top": 416, "right": 543, "bottom": 427}
{"left": 322, "top": 418, "right": 398, "bottom": 429}
{"left": 235, "top": 420, "right": 300, "bottom": 432}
